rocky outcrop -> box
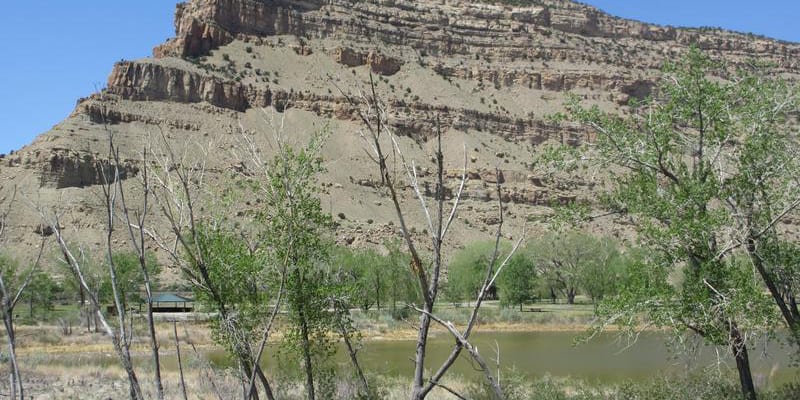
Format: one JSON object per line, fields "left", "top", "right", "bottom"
{"left": 334, "top": 47, "right": 365, "bottom": 68}
{"left": 153, "top": 0, "right": 799, "bottom": 72}
{"left": 37, "top": 150, "right": 139, "bottom": 189}
{"left": 77, "top": 101, "right": 202, "bottom": 131}
{"left": 154, "top": 0, "right": 325, "bottom": 58}
{"left": 100, "top": 60, "right": 587, "bottom": 144}
{"left": 4, "top": 0, "right": 798, "bottom": 267}
{"left": 366, "top": 51, "right": 403, "bottom": 76}
{"left": 107, "top": 61, "right": 253, "bottom": 111}
{"left": 432, "top": 63, "right": 649, "bottom": 93}
{"left": 333, "top": 47, "right": 403, "bottom": 76}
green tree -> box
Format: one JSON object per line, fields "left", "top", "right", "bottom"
{"left": 561, "top": 48, "right": 793, "bottom": 400}
{"left": 335, "top": 244, "right": 419, "bottom": 314}
{"left": 335, "top": 247, "right": 386, "bottom": 311}
{"left": 99, "top": 252, "right": 160, "bottom": 312}
{"left": 383, "top": 241, "right": 419, "bottom": 315}
{"left": 447, "top": 241, "right": 506, "bottom": 303}
{"left": 0, "top": 253, "right": 38, "bottom": 400}
{"left": 191, "top": 225, "right": 271, "bottom": 371}
{"left": 496, "top": 252, "right": 537, "bottom": 310}
{"left": 61, "top": 248, "right": 103, "bottom": 332}
{"left": 575, "top": 237, "right": 621, "bottom": 306}
{"left": 19, "top": 272, "right": 61, "bottom": 321}
{"left": 527, "top": 231, "right": 615, "bottom": 305}
{"left": 258, "top": 136, "right": 338, "bottom": 400}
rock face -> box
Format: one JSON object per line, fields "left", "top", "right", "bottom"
{"left": 39, "top": 151, "right": 139, "bottom": 189}
{"left": 3, "top": 0, "right": 799, "bottom": 266}
{"left": 107, "top": 61, "right": 252, "bottom": 111}
{"left": 333, "top": 48, "right": 403, "bottom": 76}
{"left": 154, "top": 0, "right": 798, "bottom": 69}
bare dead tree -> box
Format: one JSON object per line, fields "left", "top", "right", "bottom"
{"left": 336, "top": 74, "right": 524, "bottom": 400}
{"left": 111, "top": 136, "right": 165, "bottom": 400}
{"left": 39, "top": 176, "right": 145, "bottom": 399}
{"left": 0, "top": 188, "right": 46, "bottom": 400}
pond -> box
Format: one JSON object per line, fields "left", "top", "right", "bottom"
{"left": 208, "top": 331, "right": 798, "bottom": 387}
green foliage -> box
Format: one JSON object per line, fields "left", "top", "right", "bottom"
{"left": 191, "top": 226, "right": 271, "bottom": 356}
{"left": 335, "top": 247, "right": 385, "bottom": 311}
{"left": 468, "top": 373, "right": 800, "bottom": 400}
{"left": 19, "top": 272, "right": 62, "bottom": 321}
{"left": 0, "top": 254, "right": 22, "bottom": 292}
{"left": 99, "top": 252, "right": 160, "bottom": 309}
{"left": 446, "top": 241, "right": 510, "bottom": 302}
{"left": 525, "top": 231, "right": 620, "bottom": 305}
{"left": 612, "top": 375, "right": 742, "bottom": 400}
{"left": 497, "top": 252, "right": 537, "bottom": 309}
{"left": 467, "top": 372, "right": 530, "bottom": 400}
{"left": 256, "top": 134, "right": 346, "bottom": 399}
{"left": 334, "top": 242, "right": 418, "bottom": 313}
{"left": 60, "top": 248, "right": 100, "bottom": 297}
{"left": 560, "top": 48, "right": 793, "bottom": 373}
{"left": 0, "top": 254, "right": 63, "bottom": 323}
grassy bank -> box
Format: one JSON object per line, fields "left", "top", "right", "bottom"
{"left": 7, "top": 362, "right": 800, "bottom": 400}
{"left": 5, "top": 302, "right": 798, "bottom": 399}
{"left": 351, "top": 301, "right": 600, "bottom": 340}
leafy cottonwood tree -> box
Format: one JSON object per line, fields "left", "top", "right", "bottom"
{"left": 190, "top": 224, "right": 274, "bottom": 393}
{"left": 145, "top": 129, "right": 281, "bottom": 400}
{"left": 335, "top": 247, "right": 387, "bottom": 311}
{"left": 497, "top": 252, "right": 538, "bottom": 310}
{"left": 61, "top": 247, "right": 103, "bottom": 332}
{"left": 527, "top": 231, "right": 617, "bottom": 305}
{"left": 259, "top": 137, "right": 338, "bottom": 400}
{"left": 19, "top": 271, "right": 61, "bottom": 320}
{"left": 560, "top": 48, "right": 797, "bottom": 400}
{"left": 446, "top": 241, "right": 505, "bottom": 303}
{"left": 240, "top": 131, "right": 371, "bottom": 400}
{"left": 382, "top": 242, "right": 421, "bottom": 315}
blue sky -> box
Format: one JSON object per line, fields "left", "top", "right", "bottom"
{"left": 0, "top": 1, "right": 798, "bottom": 155}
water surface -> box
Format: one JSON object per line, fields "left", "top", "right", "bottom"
{"left": 211, "top": 331, "right": 798, "bottom": 387}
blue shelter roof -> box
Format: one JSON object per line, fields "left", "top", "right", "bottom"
{"left": 152, "top": 293, "right": 193, "bottom": 303}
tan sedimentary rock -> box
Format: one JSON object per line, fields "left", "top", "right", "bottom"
{"left": 3, "top": 0, "right": 798, "bottom": 265}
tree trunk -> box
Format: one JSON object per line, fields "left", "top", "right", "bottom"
{"left": 411, "top": 307, "right": 432, "bottom": 400}
{"left": 143, "top": 282, "right": 164, "bottom": 399}
{"left": 80, "top": 288, "right": 90, "bottom": 332}
{"left": 730, "top": 324, "right": 757, "bottom": 400}
{"left": 173, "top": 322, "right": 189, "bottom": 400}
{"left": 240, "top": 358, "right": 260, "bottom": 400}
{"left": 299, "top": 308, "right": 316, "bottom": 400}
{"left": 340, "top": 323, "right": 370, "bottom": 397}
{"left": 376, "top": 274, "right": 381, "bottom": 312}
{"left": 567, "top": 289, "right": 576, "bottom": 305}
{"left": 255, "top": 367, "right": 275, "bottom": 400}
{"left": 746, "top": 238, "right": 800, "bottom": 350}
{"left": 3, "top": 311, "right": 22, "bottom": 400}
{"left": 113, "top": 337, "right": 145, "bottom": 400}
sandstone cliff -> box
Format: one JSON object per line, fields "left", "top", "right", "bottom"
{"left": 2, "top": 0, "right": 797, "bottom": 270}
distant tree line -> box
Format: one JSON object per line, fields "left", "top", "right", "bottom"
{"left": 444, "top": 232, "right": 630, "bottom": 310}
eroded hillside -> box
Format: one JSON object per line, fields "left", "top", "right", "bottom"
{"left": 2, "top": 0, "right": 798, "bottom": 278}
